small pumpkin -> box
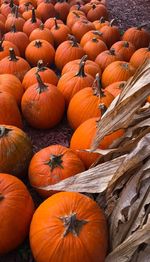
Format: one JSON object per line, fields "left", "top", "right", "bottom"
{"left": 21, "top": 73, "right": 65, "bottom": 129}
{"left": 29, "top": 23, "right": 54, "bottom": 45}
{"left": 23, "top": 8, "right": 42, "bottom": 36}
{"left": 87, "top": 3, "right": 108, "bottom": 22}
{"left": 54, "top": 0, "right": 70, "bottom": 22}
{"left": 67, "top": 73, "right": 113, "bottom": 129}
{"left": 5, "top": 6, "right": 25, "bottom": 32}
{"left": 50, "top": 18, "right": 71, "bottom": 47}
{"left": 71, "top": 19, "right": 95, "bottom": 42}
{"left": 57, "top": 61, "right": 94, "bottom": 106}
{"left": 0, "top": 173, "right": 34, "bottom": 254}
{"left": 0, "top": 125, "right": 33, "bottom": 176}
{"left": 0, "top": 38, "right": 20, "bottom": 60}
{"left": 80, "top": 30, "right": 104, "bottom": 47}
{"left": 66, "top": 10, "right": 86, "bottom": 29}
{"left": 30, "top": 191, "right": 108, "bottom": 262}
{"left": 105, "top": 81, "right": 126, "bottom": 97}
{"left": 44, "top": 17, "right": 63, "bottom": 30}
{"left": 93, "top": 16, "right": 109, "bottom": 30}
{"left": 102, "top": 61, "right": 136, "bottom": 88}
{"left": 83, "top": 37, "right": 107, "bottom": 61}
{"left": 36, "top": 0, "right": 56, "bottom": 22}
{"left": 22, "top": 60, "right": 58, "bottom": 90}
{"left": 29, "top": 144, "right": 85, "bottom": 197}
{"left": 95, "top": 48, "right": 121, "bottom": 72}
{"left": 25, "top": 39, "right": 55, "bottom": 66}
{"left": 129, "top": 45, "right": 150, "bottom": 69}
{"left": 111, "top": 40, "right": 135, "bottom": 62}
{"left": 100, "top": 19, "right": 121, "bottom": 48}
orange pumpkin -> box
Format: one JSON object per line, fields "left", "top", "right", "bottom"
{"left": 80, "top": 30, "right": 104, "bottom": 47}
{"left": 29, "top": 23, "right": 54, "bottom": 45}
{"left": 83, "top": 38, "right": 107, "bottom": 60}
{"left": 0, "top": 173, "right": 34, "bottom": 254}
{"left": 21, "top": 73, "right": 65, "bottom": 129}
{"left": 29, "top": 144, "right": 85, "bottom": 197}
{"left": 57, "top": 61, "right": 94, "bottom": 106}
{"left": 95, "top": 48, "right": 121, "bottom": 72}
{"left": 30, "top": 191, "right": 108, "bottom": 262}
{"left": 100, "top": 19, "right": 121, "bottom": 48}
{"left": 44, "top": 17, "right": 63, "bottom": 30}
{"left": 5, "top": 6, "right": 25, "bottom": 32}
{"left": 0, "top": 125, "right": 33, "bottom": 176}
{"left": 71, "top": 19, "right": 95, "bottom": 42}
{"left": 0, "top": 39, "right": 20, "bottom": 60}
{"left": 70, "top": 117, "right": 124, "bottom": 168}
{"left": 36, "top": 0, "right": 56, "bottom": 22}
{"left": 23, "top": 8, "right": 42, "bottom": 36}
{"left": 67, "top": 74, "right": 113, "bottom": 129}
{"left": 50, "top": 18, "right": 71, "bottom": 47}
{"left": 66, "top": 10, "right": 86, "bottom": 29}
{"left": 25, "top": 39, "right": 55, "bottom": 66}
{"left": 93, "top": 17, "right": 109, "bottom": 30}
{"left": 54, "top": 0, "right": 70, "bottom": 22}
{"left": 22, "top": 60, "right": 58, "bottom": 90}
{"left": 129, "top": 45, "right": 150, "bottom": 69}
{"left": 102, "top": 61, "right": 136, "bottom": 88}
{"left": 105, "top": 81, "right": 126, "bottom": 97}
{"left": 111, "top": 41, "right": 135, "bottom": 62}
{"left": 87, "top": 3, "right": 108, "bottom": 22}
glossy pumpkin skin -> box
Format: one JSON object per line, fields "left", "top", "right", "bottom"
{"left": 55, "top": 38, "right": 85, "bottom": 71}
{"left": 71, "top": 19, "right": 95, "bottom": 42}
{"left": 66, "top": 10, "right": 86, "bottom": 29}
{"left": 67, "top": 85, "right": 113, "bottom": 130}
{"left": 129, "top": 46, "right": 150, "bottom": 69}
{"left": 25, "top": 39, "right": 55, "bottom": 66}
{"left": 111, "top": 41, "right": 136, "bottom": 62}
{"left": 83, "top": 38, "right": 107, "bottom": 61}
{"left": 22, "top": 60, "right": 58, "bottom": 90}
{"left": 30, "top": 191, "right": 108, "bottom": 262}
{"left": 100, "top": 21, "right": 121, "bottom": 48}
{"left": 29, "top": 24, "right": 54, "bottom": 46}
{"left": 0, "top": 92, "right": 23, "bottom": 129}
{"left": 21, "top": 76, "right": 65, "bottom": 129}
{"left": 87, "top": 4, "right": 108, "bottom": 22}
{"left": 36, "top": 0, "right": 56, "bottom": 22}
{"left": 54, "top": 1, "right": 70, "bottom": 22}
{"left": 105, "top": 81, "right": 126, "bottom": 97}
{"left": 80, "top": 30, "right": 104, "bottom": 47}
{"left": 0, "top": 125, "right": 33, "bottom": 177}
{"left": 102, "top": 61, "right": 136, "bottom": 88}
{"left": 29, "top": 144, "right": 85, "bottom": 197}
{"left": 57, "top": 63, "right": 94, "bottom": 106}
{"left": 50, "top": 20, "right": 71, "bottom": 47}
{"left": 0, "top": 173, "right": 34, "bottom": 255}
{"left": 122, "top": 27, "right": 150, "bottom": 50}
{"left": 70, "top": 117, "right": 124, "bottom": 168}
{"left": 0, "top": 74, "right": 23, "bottom": 105}
{"left": 44, "top": 17, "right": 64, "bottom": 30}
{"left": 95, "top": 49, "right": 121, "bottom": 72}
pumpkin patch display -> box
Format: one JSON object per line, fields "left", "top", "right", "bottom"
{"left": 29, "top": 144, "right": 85, "bottom": 197}
{"left": 30, "top": 191, "right": 108, "bottom": 262}
{"left": 0, "top": 173, "right": 34, "bottom": 255}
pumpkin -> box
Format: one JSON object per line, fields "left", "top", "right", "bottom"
{"left": 36, "top": 0, "right": 56, "bottom": 22}
{"left": 129, "top": 45, "right": 150, "bottom": 69}
{"left": 19, "top": 2, "right": 33, "bottom": 14}
{"left": 62, "top": 55, "right": 102, "bottom": 77}
{"left": 0, "top": 48, "right": 31, "bottom": 81}
{"left": 22, "top": 60, "right": 58, "bottom": 90}
{"left": 0, "top": 38, "right": 20, "bottom": 60}
{"left": 0, "top": 125, "right": 32, "bottom": 176}
{"left": 87, "top": 4, "right": 108, "bottom": 22}
{"left": 21, "top": 73, "right": 65, "bottom": 129}
{"left": 55, "top": 35, "right": 85, "bottom": 71}
{"left": 102, "top": 61, "right": 136, "bottom": 88}
{"left": 105, "top": 81, "right": 126, "bottom": 97}
{"left": 122, "top": 26, "right": 150, "bottom": 50}
{"left": 23, "top": 8, "right": 42, "bottom": 36}
{"left": 80, "top": 30, "right": 104, "bottom": 47}
{"left": 50, "top": 18, "right": 71, "bottom": 47}
{"left": 44, "top": 17, "right": 64, "bottom": 30}
{"left": 100, "top": 19, "right": 121, "bottom": 48}
{"left": 0, "top": 173, "right": 34, "bottom": 254}
{"left": 111, "top": 41, "right": 135, "bottom": 62}
{"left": 0, "top": 13, "right": 6, "bottom": 24}
{"left": 29, "top": 144, "right": 85, "bottom": 197}
{"left": 22, "top": 5, "right": 41, "bottom": 20}
{"left": 5, "top": 6, "right": 25, "bottom": 32}
{"left": 71, "top": 19, "right": 95, "bottom": 42}
{"left": 93, "top": 17, "right": 109, "bottom": 30}
{"left": 83, "top": 38, "right": 107, "bottom": 60}
{"left": 70, "top": 117, "right": 124, "bottom": 168}
{"left": 67, "top": 73, "right": 113, "bottom": 129}
{"left": 4, "top": 24, "right": 29, "bottom": 57}
{"left": 30, "top": 191, "right": 108, "bottom": 262}
{"left": 0, "top": 0, "right": 15, "bottom": 17}
{"left": 29, "top": 23, "right": 54, "bottom": 45}
{"left": 57, "top": 61, "right": 94, "bottom": 106}
{"left": 25, "top": 39, "right": 55, "bottom": 66}
{"left": 20, "top": 0, "right": 37, "bottom": 8}
{"left": 0, "top": 74, "right": 23, "bottom": 105}
{"left": 0, "top": 91, "right": 23, "bottom": 128}
{"left": 95, "top": 48, "right": 121, "bottom": 72}
{"left": 70, "top": 2, "right": 87, "bottom": 14}
{"left": 66, "top": 10, "right": 86, "bottom": 29}
{"left": 54, "top": 0, "right": 70, "bottom": 22}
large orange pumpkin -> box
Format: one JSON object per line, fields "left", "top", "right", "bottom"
{"left": 0, "top": 125, "right": 33, "bottom": 177}
{"left": 111, "top": 40, "right": 135, "bottom": 62}
{"left": 30, "top": 191, "right": 108, "bottom": 262}
{"left": 129, "top": 45, "right": 150, "bottom": 69}
{"left": 0, "top": 173, "right": 34, "bottom": 254}
{"left": 71, "top": 19, "right": 95, "bottom": 42}
{"left": 83, "top": 37, "right": 107, "bottom": 60}
{"left": 29, "top": 144, "right": 85, "bottom": 197}
{"left": 29, "top": 23, "right": 54, "bottom": 46}
{"left": 100, "top": 19, "right": 121, "bottom": 48}
{"left": 95, "top": 48, "right": 121, "bottom": 72}
{"left": 50, "top": 18, "right": 71, "bottom": 47}
{"left": 23, "top": 8, "right": 42, "bottom": 36}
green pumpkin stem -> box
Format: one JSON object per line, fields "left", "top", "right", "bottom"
{"left": 45, "top": 154, "right": 64, "bottom": 171}
{"left": 59, "top": 213, "right": 87, "bottom": 237}
{"left": 31, "top": 8, "right": 37, "bottom": 23}
{"left": 0, "top": 126, "right": 11, "bottom": 137}
{"left": 68, "top": 34, "right": 78, "bottom": 47}
{"left": 9, "top": 48, "right": 18, "bottom": 61}
{"left": 75, "top": 61, "right": 86, "bottom": 77}
{"left": 35, "top": 72, "right": 48, "bottom": 93}
{"left": 93, "top": 73, "right": 105, "bottom": 97}
{"left": 54, "top": 17, "right": 59, "bottom": 30}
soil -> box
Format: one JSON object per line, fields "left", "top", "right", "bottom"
{"left": 0, "top": 0, "right": 150, "bottom": 261}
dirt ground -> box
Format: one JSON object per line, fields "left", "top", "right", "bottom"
{"left": 0, "top": 0, "right": 150, "bottom": 261}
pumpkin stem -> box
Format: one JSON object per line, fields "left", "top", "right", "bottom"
{"left": 99, "top": 103, "right": 107, "bottom": 116}
{"left": 0, "top": 126, "right": 10, "bottom": 137}
{"left": 119, "top": 82, "right": 125, "bottom": 89}
{"left": 72, "top": 11, "right": 80, "bottom": 18}
{"left": 75, "top": 61, "right": 86, "bottom": 77}
{"left": 93, "top": 73, "right": 105, "bottom": 97}
{"left": 80, "top": 55, "right": 88, "bottom": 64}
{"left": 92, "top": 4, "right": 96, "bottom": 9}
{"left": 54, "top": 17, "right": 59, "bottom": 30}
{"left": 109, "top": 48, "right": 116, "bottom": 55}
{"left": 24, "top": 2, "right": 30, "bottom": 11}
{"left": 77, "top": 2, "right": 81, "bottom": 10}
{"left": 59, "top": 213, "right": 87, "bottom": 237}
{"left": 0, "top": 38, "right": 4, "bottom": 51}
{"left": 11, "top": 24, "right": 17, "bottom": 32}
{"left": 99, "top": 16, "right": 105, "bottom": 23}
{"left": 15, "top": 5, "right": 19, "bottom": 18}
{"left": 91, "top": 37, "right": 99, "bottom": 43}
{"left": 36, "top": 60, "right": 47, "bottom": 72}
{"left": 45, "top": 154, "right": 64, "bottom": 171}
{"left": 39, "top": 23, "right": 44, "bottom": 30}
{"left": 110, "top": 18, "right": 116, "bottom": 27}
{"left": 10, "top": 4, "right": 16, "bottom": 15}
{"left": 35, "top": 72, "right": 48, "bottom": 93}
{"left": 93, "top": 30, "right": 103, "bottom": 36}
{"left": 137, "top": 23, "right": 148, "bottom": 30}
{"left": 123, "top": 41, "right": 129, "bottom": 48}
{"left": 68, "top": 34, "right": 78, "bottom": 47}
{"left": 31, "top": 8, "right": 37, "bottom": 23}
{"left": 9, "top": 48, "right": 18, "bottom": 61}
{"left": 122, "top": 62, "right": 129, "bottom": 70}
{"left": 9, "top": 0, "right": 14, "bottom": 8}
{"left": 0, "top": 193, "right": 4, "bottom": 201}
{"left": 34, "top": 40, "right": 42, "bottom": 48}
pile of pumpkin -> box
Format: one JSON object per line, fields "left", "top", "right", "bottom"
{"left": 0, "top": 0, "right": 150, "bottom": 260}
